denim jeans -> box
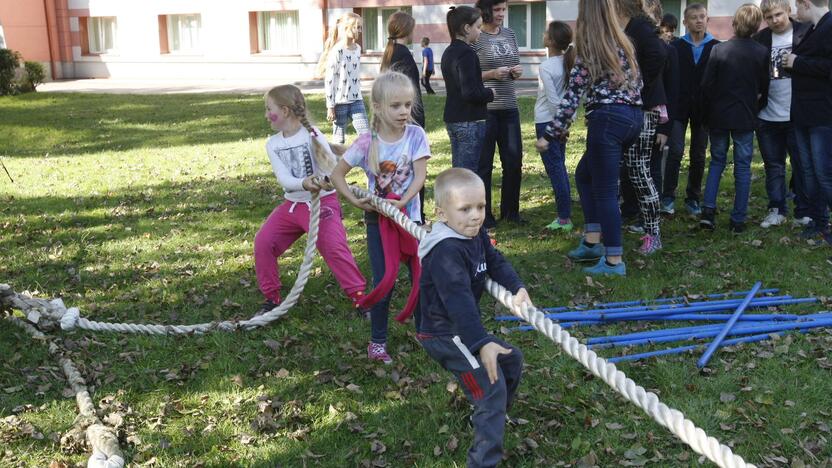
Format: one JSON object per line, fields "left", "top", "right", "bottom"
{"left": 447, "top": 120, "right": 487, "bottom": 173}
{"left": 575, "top": 105, "right": 643, "bottom": 257}
{"left": 535, "top": 122, "right": 572, "bottom": 220}
{"left": 332, "top": 100, "right": 370, "bottom": 144}
{"left": 366, "top": 222, "right": 414, "bottom": 344}
{"left": 756, "top": 119, "right": 809, "bottom": 217}
{"left": 703, "top": 129, "right": 754, "bottom": 223}
{"left": 794, "top": 124, "right": 832, "bottom": 230}
{"left": 664, "top": 119, "right": 708, "bottom": 203}
{"left": 478, "top": 108, "right": 523, "bottom": 221}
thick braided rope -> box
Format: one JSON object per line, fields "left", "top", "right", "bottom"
{"left": 0, "top": 193, "right": 321, "bottom": 335}
{"left": 348, "top": 185, "right": 755, "bottom": 468}
{"left": 3, "top": 316, "right": 125, "bottom": 467}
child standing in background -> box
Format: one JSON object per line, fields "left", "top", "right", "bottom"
{"left": 330, "top": 71, "right": 431, "bottom": 364}
{"left": 421, "top": 37, "right": 436, "bottom": 94}
{"left": 534, "top": 21, "right": 575, "bottom": 232}
{"left": 254, "top": 85, "right": 366, "bottom": 315}
{"left": 317, "top": 12, "right": 370, "bottom": 144}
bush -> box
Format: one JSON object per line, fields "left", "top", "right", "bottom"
{"left": 22, "top": 61, "right": 46, "bottom": 92}
{"left": 0, "top": 48, "right": 22, "bottom": 95}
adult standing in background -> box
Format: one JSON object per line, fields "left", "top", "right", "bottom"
{"left": 473, "top": 0, "right": 525, "bottom": 228}
{"left": 442, "top": 6, "right": 495, "bottom": 172}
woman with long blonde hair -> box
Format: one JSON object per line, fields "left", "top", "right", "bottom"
{"left": 536, "top": 0, "right": 643, "bottom": 276}
{"left": 316, "top": 12, "right": 370, "bottom": 144}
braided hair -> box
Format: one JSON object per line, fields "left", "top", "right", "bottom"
{"left": 265, "top": 85, "right": 336, "bottom": 174}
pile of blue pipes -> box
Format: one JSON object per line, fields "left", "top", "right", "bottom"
{"left": 496, "top": 282, "right": 832, "bottom": 367}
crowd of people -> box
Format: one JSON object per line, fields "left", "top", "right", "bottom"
{"left": 254, "top": 0, "right": 832, "bottom": 465}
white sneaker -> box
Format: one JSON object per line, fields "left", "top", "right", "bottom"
{"left": 760, "top": 208, "right": 786, "bottom": 228}
{"left": 793, "top": 216, "right": 812, "bottom": 226}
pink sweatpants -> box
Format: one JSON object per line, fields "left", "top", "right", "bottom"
{"left": 254, "top": 193, "right": 366, "bottom": 302}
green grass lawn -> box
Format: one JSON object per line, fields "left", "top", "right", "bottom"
{"left": 1, "top": 92, "right": 830, "bottom": 467}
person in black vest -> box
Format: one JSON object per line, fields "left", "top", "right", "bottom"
{"left": 662, "top": 3, "right": 718, "bottom": 216}
{"left": 698, "top": 3, "right": 769, "bottom": 232}
{"left": 785, "top": 0, "right": 832, "bottom": 245}
{"left": 753, "top": 0, "right": 813, "bottom": 229}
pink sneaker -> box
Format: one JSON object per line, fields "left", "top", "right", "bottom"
{"left": 367, "top": 342, "right": 393, "bottom": 364}
{"left": 638, "top": 234, "right": 662, "bottom": 255}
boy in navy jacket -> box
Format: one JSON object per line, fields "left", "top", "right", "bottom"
{"left": 699, "top": 3, "right": 769, "bottom": 232}
{"left": 417, "top": 167, "right": 531, "bottom": 468}
{"left": 664, "top": 3, "right": 719, "bottom": 216}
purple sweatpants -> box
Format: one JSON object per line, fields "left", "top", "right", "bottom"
{"left": 254, "top": 193, "right": 366, "bottom": 302}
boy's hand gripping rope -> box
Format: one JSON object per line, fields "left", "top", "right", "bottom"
{"left": 346, "top": 185, "right": 755, "bottom": 468}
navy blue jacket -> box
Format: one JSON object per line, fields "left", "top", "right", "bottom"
{"left": 626, "top": 15, "right": 668, "bottom": 110}
{"left": 418, "top": 227, "right": 523, "bottom": 353}
{"left": 789, "top": 12, "right": 832, "bottom": 127}
{"left": 700, "top": 38, "right": 770, "bottom": 130}
{"left": 671, "top": 34, "right": 719, "bottom": 122}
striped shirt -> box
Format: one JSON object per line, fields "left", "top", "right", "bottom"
{"left": 473, "top": 27, "right": 520, "bottom": 110}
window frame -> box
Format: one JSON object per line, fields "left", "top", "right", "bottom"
{"left": 86, "top": 16, "right": 118, "bottom": 55}
{"left": 505, "top": 1, "right": 547, "bottom": 51}
{"left": 361, "top": 6, "right": 412, "bottom": 52}
{"left": 255, "top": 10, "right": 301, "bottom": 55}
{"left": 165, "top": 13, "right": 202, "bottom": 54}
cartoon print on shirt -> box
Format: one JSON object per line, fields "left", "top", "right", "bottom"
{"left": 393, "top": 157, "right": 413, "bottom": 196}
{"left": 376, "top": 160, "right": 398, "bottom": 197}
{"left": 275, "top": 144, "right": 314, "bottom": 179}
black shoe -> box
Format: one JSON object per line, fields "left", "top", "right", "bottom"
{"left": 483, "top": 215, "right": 498, "bottom": 230}
{"left": 255, "top": 299, "right": 279, "bottom": 316}
{"left": 728, "top": 220, "right": 746, "bottom": 233}
{"left": 501, "top": 214, "right": 527, "bottom": 225}
{"left": 699, "top": 207, "right": 716, "bottom": 230}
{"left": 800, "top": 224, "right": 822, "bottom": 239}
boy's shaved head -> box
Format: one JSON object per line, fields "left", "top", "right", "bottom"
{"left": 434, "top": 168, "right": 485, "bottom": 209}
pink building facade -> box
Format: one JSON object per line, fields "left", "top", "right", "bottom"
{"left": 0, "top": 0, "right": 774, "bottom": 82}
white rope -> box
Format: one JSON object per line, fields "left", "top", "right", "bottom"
{"left": 347, "top": 185, "right": 755, "bottom": 468}
{"left": 0, "top": 193, "right": 321, "bottom": 335}
{"left": 1, "top": 186, "right": 755, "bottom": 467}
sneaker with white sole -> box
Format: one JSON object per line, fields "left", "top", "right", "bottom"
{"left": 367, "top": 342, "right": 393, "bottom": 364}
{"left": 660, "top": 199, "right": 675, "bottom": 215}
{"left": 626, "top": 223, "right": 646, "bottom": 234}
{"left": 760, "top": 208, "right": 786, "bottom": 228}
{"left": 638, "top": 234, "right": 662, "bottom": 255}
{"left": 794, "top": 216, "right": 812, "bottom": 226}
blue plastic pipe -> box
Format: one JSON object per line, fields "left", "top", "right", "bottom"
{"left": 496, "top": 288, "right": 782, "bottom": 321}
{"left": 607, "top": 331, "right": 799, "bottom": 363}
{"left": 538, "top": 288, "right": 780, "bottom": 312}
{"left": 586, "top": 312, "right": 832, "bottom": 344}
{"left": 589, "top": 317, "right": 832, "bottom": 349}
{"left": 697, "top": 282, "right": 762, "bottom": 368}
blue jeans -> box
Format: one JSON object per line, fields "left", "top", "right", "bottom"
{"left": 447, "top": 120, "right": 487, "bottom": 172}
{"left": 478, "top": 108, "right": 523, "bottom": 221}
{"left": 756, "top": 120, "right": 809, "bottom": 217}
{"left": 366, "top": 222, "right": 414, "bottom": 343}
{"left": 535, "top": 123, "right": 572, "bottom": 220}
{"left": 703, "top": 129, "right": 754, "bottom": 223}
{"left": 333, "top": 100, "right": 370, "bottom": 144}
{"left": 575, "top": 105, "right": 643, "bottom": 257}
{"left": 794, "top": 124, "right": 832, "bottom": 230}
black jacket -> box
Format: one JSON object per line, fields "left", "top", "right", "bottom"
{"left": 672, "top": 35, "right": 719, "bottom": 122}
{"left": 789, "top": 12, "right": 832, "bottom": 127}
{"left": 388, "top": 43, "right": 425, "bottom": 128}
{"left": 753, "top": 19, "right": 811, "bottom": 50}
{"left": 625, "top": 15, "right": 668, "bottom": 109}
{"left": 418, "top": 227, "right": 523, "bottom": 353}
{"left": 658, "top": 42, "right": 679, "bottom": 135}
{"left": 700, "top": 38, "right": 769, "bottom": 130}
{"left": 441, "top": 39, "right": 495, "bottom": 123}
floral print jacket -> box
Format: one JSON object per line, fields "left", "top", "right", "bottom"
{"left": 545, "top": 48, "right": 643, "bottom": 141}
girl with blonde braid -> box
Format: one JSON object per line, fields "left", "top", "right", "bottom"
{"left": 253, "top": 85, "right": 366, "bottom": 315}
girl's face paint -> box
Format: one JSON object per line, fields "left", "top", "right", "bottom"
{"left": 264, "top": 98, "right": 288, "bottom": 132}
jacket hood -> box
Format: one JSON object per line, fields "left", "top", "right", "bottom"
{"left": 682, "top": 32, "right": 715, "bottom": 46}
{"left": 418, "top": 222, "right": 471, "bottom": 259}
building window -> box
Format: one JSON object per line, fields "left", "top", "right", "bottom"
{"left": 86, "top": 17, "right": 117, "bottom": 54}
{"left": 253, "top": 11, "right": 300, "bottom": 54}
{"left": 507, "top": 2, "right": 547, "bottom": 50}
{"left": 361, "top": 6, "right": 412, "bottom": 52}
{"left": 160, "top": 14, "right": 201, "bottom": 54}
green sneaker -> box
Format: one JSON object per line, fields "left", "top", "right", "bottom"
{"left": 546, "top": 219, "right": 573, "bottom": 232}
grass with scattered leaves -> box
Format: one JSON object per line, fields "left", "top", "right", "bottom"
{"left": 1, "top": 92, "right": 830, "bottom": 467}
